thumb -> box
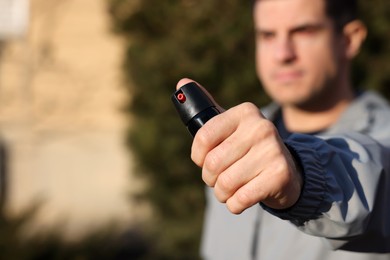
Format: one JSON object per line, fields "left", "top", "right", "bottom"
{"left": 175, "top": 78, "right": 224, "bottom": 112}
{"left": 176, "top": 78, "right": 195, "bottom": 90}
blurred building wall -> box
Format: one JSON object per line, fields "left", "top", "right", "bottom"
{"left": 0, "top": 0, "right": 143, "bottom": 238}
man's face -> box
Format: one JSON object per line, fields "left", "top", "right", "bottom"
{"left": 254, "top": 0, "right": 346, "bottom": 107}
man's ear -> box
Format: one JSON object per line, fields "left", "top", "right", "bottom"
{"left": 343, "top": 20, "right": 367, "bottom": 59}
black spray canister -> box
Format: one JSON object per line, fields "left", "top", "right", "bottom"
{"left": 171, "top": 82, "right": 221, "bottom": 137}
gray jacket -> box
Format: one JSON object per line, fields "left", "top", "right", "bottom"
{"left": 201, "top": 91, "right": 390, "bottom": 260}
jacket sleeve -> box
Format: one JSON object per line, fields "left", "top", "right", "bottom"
{"left": 261, "top": 132, "right": 390, "bottom": 252}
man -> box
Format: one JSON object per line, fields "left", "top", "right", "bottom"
{"left": 176, "top": 0, "right": 390, "bottom": 259}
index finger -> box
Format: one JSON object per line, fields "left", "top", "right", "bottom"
{"left": 191, "top": 105, "right": 241, "bottom": 167}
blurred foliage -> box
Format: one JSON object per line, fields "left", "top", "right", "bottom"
{"left": 354, "top": 0, "right": 390, "bottom": 99}
{"left": 107, "top": 0, "right": 390, "bottom": 259}
{"left": 0, "top": 205, "right": 151, "bottom": 260}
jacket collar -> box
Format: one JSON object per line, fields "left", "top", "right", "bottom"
{"left": 261, "top": 91, "right": 389, "bottom": 135}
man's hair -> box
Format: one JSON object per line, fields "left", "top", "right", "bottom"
{"left": 326, "top": 0, "right": 358, "bottom": 32}
{"left": 253, "top": 0, "right": 359, "bottom": 32}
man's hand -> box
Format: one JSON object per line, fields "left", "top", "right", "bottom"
{"left": 176, "top": 79, "right": 303, "bottom": 214}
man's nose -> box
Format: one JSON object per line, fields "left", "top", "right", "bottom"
{"left": 274, "top": 37, "right": 297, "bottom": 64}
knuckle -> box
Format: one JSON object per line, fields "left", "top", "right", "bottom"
{"left": 203, "top": 150, "right": 222, "bottom": 173}
{"left": 235, "top": 189, "right": 254, "bottom": 210}
{"left": 202, "top": 170, "right": 215, "bottom": 187}
{"left": 239, "top": 102, "right": 259, "bottom": 116}
{"left": 191, "top": 126, "right": 215, "bottom": 166}
{"left": 217, "top": 173, "right": 234, "bottom": 193}
{"left": 214, "top": 188, "right": 228, "bottom": 203}
{"left": 195, "top": 126, "right": 213, "bottom": 147}
{"left": 190, "top": 150, "right": 201, "bottom": 166}
{"left": 227, "top": 203, "right": 243, "bottom": 215}
{"left": 270, "top": 154, "right": 290, "bottom": 176}
{"left": 250, "top": 119, "right": 278, "bottom": 143}
{"left": 228, "top": 187, "right": 266, "bottom": 214}
{"left": 235, "top": 102, "right": 278, "bottom": 140}
{"left": 255, "top": 119, "right": 277, "bottom": 136}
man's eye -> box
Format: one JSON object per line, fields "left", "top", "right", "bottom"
{"left": 258, "top": 32, "right": 275, "bottom": 40}
{"left": 296, "top": 26, "right": 320, "bottom": 35}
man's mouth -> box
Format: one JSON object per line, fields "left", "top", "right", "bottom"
{"left": 273, "top": 70, "right": 304, "bottom": 84}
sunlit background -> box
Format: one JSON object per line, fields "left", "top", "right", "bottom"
{"left": 0, "top": 0, "right": 148, "bottom": 258}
